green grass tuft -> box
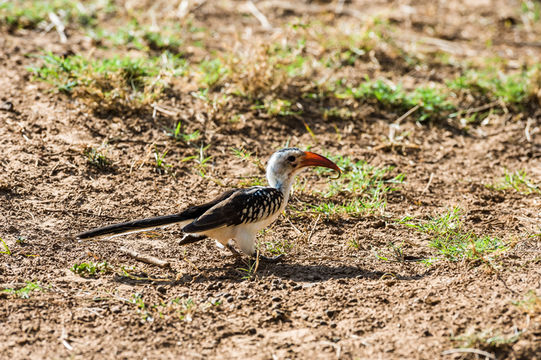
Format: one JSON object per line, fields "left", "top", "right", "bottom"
{"left": 84, "top": 146, "right": 111, "bottom": 169}
{"left": 0, "top": 0, "right": 109, "bottom": 30}
{"left": 252, "top": 98, "right": 302, "bottom": 117}
{"left": 448, "top": 67, "right": 540, "bottom": 106}
{"left": 2, "top": 281, "right": 42, "bottom": 299}
{"left": 131, "top": 293, "right": 153, "bottom": 322}
{"left": 166, "top": 121, "right": 201, "bottom": 144}
{"left": 486, "top": 169, "right": 540, "bottom": 194}
{"left": 0, "top": 237, "right": 11, "bottom": 255}
{"left": 70, "top": 261, "right": 110, "bottom": 277}
{"left": 312, "top": 154, "right": 404, "bottom": 216}
{"left": 399, "top": 207, "right": 508, "bottom": 262}
{"left": 198, "top": 58, "right": 229, "bottom": 88}
{"left": 29, "top": 52, "right": 184, "bottom": 114}
{"left": 261, "top": 237, "right": 293, "bottom": 256}
{"left": 237, "top": 260, "right": 259, "bottom": 280}
{"left": 522, "top": 0, "right": 541, "bottom": 22}
{"left": 92, "top": 21, "right": 185, "bottom": 55}
{"left": 512, "top": 290, "right": 541, "bottom": 314}
{"left": 453, "top": 327, "right": 522, "bottom": 352}
{"left": 371, "top": 241, "right": 405, "bottom": 262}
{"left": 334, "top": 78, "right": 455, "bottom": 122}
{"left": 172, "top": 297, "right": 196, "bottom": 321}
{"left": 153, "top": 148, "right": 173, "bottom": 175}
{"left": 182, "top": 144, "right": 212, "bottom": 177}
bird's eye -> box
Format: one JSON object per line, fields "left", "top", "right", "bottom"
{"left": 287, "top": 156, "right": 296, "bottom": 162}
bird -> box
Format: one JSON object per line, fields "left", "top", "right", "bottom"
{"left": 76, "top": 147, "right": 341, "bottom": 262}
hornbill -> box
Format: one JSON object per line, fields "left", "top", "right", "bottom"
{"left": 76, "top": 148, "right": 341, "bottom": 262}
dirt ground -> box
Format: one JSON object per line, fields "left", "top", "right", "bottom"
{"left": 1, "top": 0, "right": 540, "bottom": 359}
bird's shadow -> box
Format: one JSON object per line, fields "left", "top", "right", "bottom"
{"left": 113, "top": 259, "right": 429, "bottom": 286}
{"left": 198, "top": 261, "right": 429, "bottom": 283}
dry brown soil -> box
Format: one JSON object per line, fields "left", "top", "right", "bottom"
{"left": 1, "top": 1, "right": 540, "bottom": 359}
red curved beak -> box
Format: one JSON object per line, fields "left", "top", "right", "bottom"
{"left": 300, "top": 151, "right": 341, "bottom": 178}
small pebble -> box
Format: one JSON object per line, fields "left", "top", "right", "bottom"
{"left": 325, "top": 309, "right": 337, "bottom": 318}
{"left": 0, "top": 101, "right": 13, "bottom": 111}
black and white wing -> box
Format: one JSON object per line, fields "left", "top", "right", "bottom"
{"left": 182, "top": 187, "right": 284, "bottom": 233}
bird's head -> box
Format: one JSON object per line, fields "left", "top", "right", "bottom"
{"left": 266, "top": 148, "right": 341, "bottom": 190}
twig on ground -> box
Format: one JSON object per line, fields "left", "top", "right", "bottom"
{"left": 525, "top": 117, "right": 533, "bottom": 142}
{"left": 416, "top": 36, "right": 478, "bottom": 56}
{"left": 394, "top": 104, "right": 419, "bottom": 125}
{"left": 422, "top": 173, "right": 434, "bottom": 194}
{"left": 119, "top": 247, "right": 170, "bottom": 268}
{"left": 151, "top": 103, "right": 178, "bottom": 117}
{"left": 83, "top": 307, "right": 104, "bottom": 318}
{"left": 48, "top": 12, "right": 67, "bottom": 43}
{"left": 441, "top": 348, "right": 496, "bottom": 359}
{"left": 177, "top": 0, "right": 206, "bottom": 18}
{"left": 307, "top": 214, "right": 321, "bottom": 244}
{"left": 450, "top": 100, "right": 500, "bottom": 118}
{"left": 60, "top": 328, "right": 73, "bottom": 351}
{"left": 245, "top": 1, "right": 272, "bottom": 30}
{"left": 254, "top": 249, "right": 260, "bottom": 274}
{"left": 285, "top": 216, "right": 303, "bottom": 236}
{"left": 177, "top": 0, "right": 190, "bottom": 18}
{"left": 23, "top": 209, "right": 37, "bottom": 222}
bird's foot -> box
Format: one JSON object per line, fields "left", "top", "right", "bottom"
{"left": 256, "top": 254, "right": 285, "bottom": 263}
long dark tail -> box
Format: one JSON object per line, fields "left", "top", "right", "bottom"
{"left": 76, "top": 213, "right": 192, "bottom": 239}
{"left": 77, "top": 189, "right": 238, "bottom": 240}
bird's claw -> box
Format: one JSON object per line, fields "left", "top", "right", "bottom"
{"left": 255, "top": 254, "right": 285, "bottom": 263}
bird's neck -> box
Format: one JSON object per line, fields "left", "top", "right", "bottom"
{"left": 268, "top": 175, "right": 294, "bottom": 202}
{"left": 267, "top": 160, "right": 296, "bottom": 202}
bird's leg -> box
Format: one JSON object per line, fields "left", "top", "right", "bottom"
{"left": 226, "top": 243, "right": 250, "bottom": 266}
{"left": 226, "top": 243, "right": 245, "bottom": 262}
{"left": 256, "top": 254, "right": 284, "bottom": 263}
{"left": 179, "top": 234, "right": 208, "bottom": 246}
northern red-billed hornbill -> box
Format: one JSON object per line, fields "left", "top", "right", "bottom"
{"left": 77, "top": 148, "right": 341, "bottom": 262}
